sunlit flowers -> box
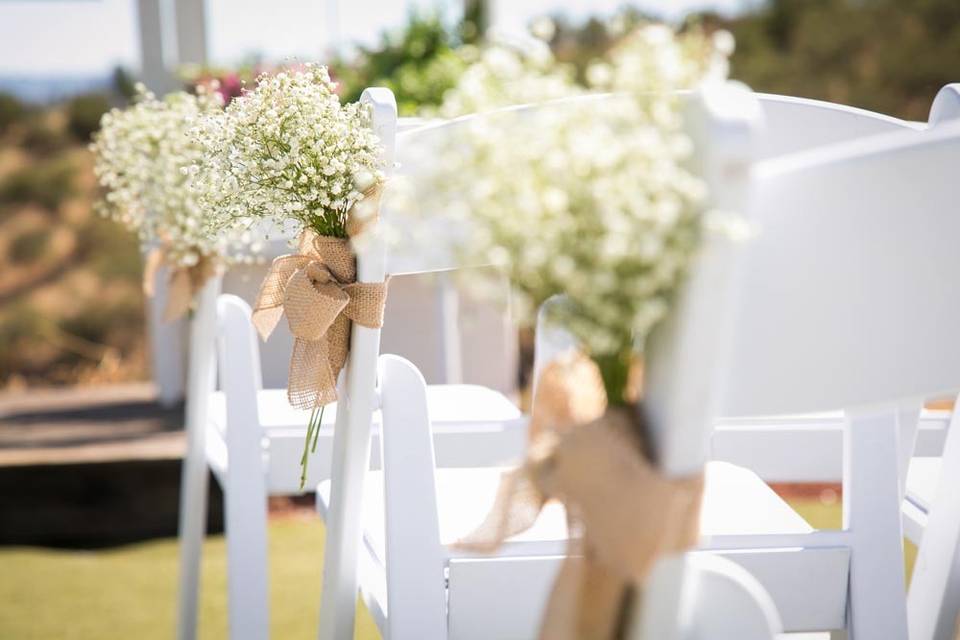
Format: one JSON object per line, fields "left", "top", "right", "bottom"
{"left": 186, "top": 64, "right": 384, "bottom": 239}
{"left": 407, "top": 25, "right": 733, "bottom": 366}
{"left": 91, "top": 85, "right": 256, "bottom": 267}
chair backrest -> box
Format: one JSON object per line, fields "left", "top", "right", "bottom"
{"left": 720, "top": 119, "right": 960, "bottom": 417}
{"left": 754, "top": 93, "right": 921, "bottom": 160}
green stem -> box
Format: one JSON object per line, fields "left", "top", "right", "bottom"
{"left": 299, "top": 406, "right": 320, "bottom": 490}
{"left": 311, "top": 405, "right": 325, "bottom": 453}
{"left": 593, "top": 345, "right": 634, "bottom": 407}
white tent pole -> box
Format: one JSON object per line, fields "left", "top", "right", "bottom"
{"left": 174, "top": 0, "right": 208, "bottom": 67}
{"left": 136, "top": 0, "right": 174, "bottom": 94}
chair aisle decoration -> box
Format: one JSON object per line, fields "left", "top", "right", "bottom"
{"left": 188, "top": 64, "right": 390, "bottom": 486}
{"left": 364, "top": 31, "right": 960, "bottom": 640}
{"left": 88, "top": 20, "right": 960, "bottom": 640}
{"left": 183, "top": 67, "right": 529, "bottom": 640}
{"left": 371, "top": 25, "right": 781, "bottom": 639}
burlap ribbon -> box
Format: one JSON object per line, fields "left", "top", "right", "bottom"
{"left": 142, "top": 248, "right": 217, "bottom": 322}
{"left": 251, "top": 230, "right": 387, "bottom": 410}
{"left": 457, "top": 352, "right": 705, "bottom": 639}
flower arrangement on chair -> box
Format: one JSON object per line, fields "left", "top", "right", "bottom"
{"left": 402, "top": 24, "right": 740, "bottom": 638}
{"left": 91, "top": 85, "right": 259, "bottom": 321}
{"left": 186, "top": 65, "right": 389, "bottom": 487}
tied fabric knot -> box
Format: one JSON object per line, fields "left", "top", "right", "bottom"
{"left": 251, "top": 230, "right": 388, "bottom": 410}
{"left": 143, "top": 247, "right": 217, "bottom": 322}
{"left": 456, "top": 352, "right": 705, "bottom": 639}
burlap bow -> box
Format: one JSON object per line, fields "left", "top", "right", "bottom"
{"left": 251, "top": 230, "right": 387, "bottom": 410}
{"left": 457, "top": 352, "right": 705, "bottom": 639}
{"left": 143, "top": 248, "right": 217, "bottom": 322}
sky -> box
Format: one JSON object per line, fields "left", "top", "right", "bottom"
{"left": 0, "top": 0, "right": 749, "bottom": 77}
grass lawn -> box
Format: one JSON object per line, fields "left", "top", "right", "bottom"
{"left": 0, "top": 499, "right": 915, "bottom": 639}
{"left": 0, "top": 515, "right": 379, "bottom": 640}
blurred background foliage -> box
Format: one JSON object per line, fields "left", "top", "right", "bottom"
{"left": 0, "top": 0, "right": 957, "bottom": 389}
{"left": 725, "top": 0, "right": 960, "bottom": 120}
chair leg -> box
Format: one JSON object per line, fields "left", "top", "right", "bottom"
{"left": 907, "top": 411, "right": 960, "bottom": 640}
{"left": 843, "top": 410, "right": 908, "bottom": 640}
{"left": 177, "top": 278, "right": 221, "bottom": 640}
{"left": 225, "top": 441, "right": 270, "bottom": 640}
{"left": 176, "top": 433, "right": 209, "bottom": 640}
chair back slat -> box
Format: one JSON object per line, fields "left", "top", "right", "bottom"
{"left": 213, "top": 293, "right": 270, "bottom": 639}
{"left": 643, "top": 82, "right": 763, "bottom": 477}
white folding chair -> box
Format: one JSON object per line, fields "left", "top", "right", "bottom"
{"left": 737, "top": 83, "right": 960, "bottom": 640}
{"left": 319, "top": 90, "right": 960, "bottom": 639}
{"left": 315, "top": 80, "right": 786, "bottom": 639}
{"left": 715, "top": 115, "right": 960, "bottom": 639}
{"left": 173, "top": 93, "right": 527, "bottom": 640}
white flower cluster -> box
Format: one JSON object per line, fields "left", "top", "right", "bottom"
{"left": 412, "top": 25, "right": 732, "bottom": 358}
{"left": 186, "top": 65, "right": 384, "bottom": 239}
{"left": 433, "top": 40, "right": 579, "bottom": 118}
{"left": 91, "top": 86, "right": 256, "bottom": 268}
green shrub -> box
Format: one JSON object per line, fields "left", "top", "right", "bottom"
{"left": 66, "top": 93, "right": 110, "bottom": 141}
{"left": 0, "top": 92, "right": 26, "bottom": 134}
{"left": 336, "top": 12, "right": 468, "bottom": 115}
{"left": 0, "top": 158, "right": 76, "bottom": 210}
{"left": 20, "top": 116, "right": 70, "bottom": 155}
{"left": 8, "top": 228, "right": 51, "bottom": 265}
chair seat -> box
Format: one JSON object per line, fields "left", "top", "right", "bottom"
{"left": 317, "top": 461, "right": 812, "bottom": 568}
{"left": 208, "top": 385, "right": 526, "bottom": 494}
{"left": 209, "top": 385, "right": 521, "bottom": 431}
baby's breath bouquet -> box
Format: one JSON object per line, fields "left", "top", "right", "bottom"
{"left": 186, "top": 64, "right": 384, "bottom": 240}
{"left": 414, "top": 25, "right": 732, "bottom": 404}
{"left": 91, "top": 85, "right": 257, "bottom": 319}
{"left": 423, "top": 26, "right": 739, "bottom": 637}
{"left": 187, "top": 65, "right": 388, "bottom": 487}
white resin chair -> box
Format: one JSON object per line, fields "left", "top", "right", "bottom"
{"left": 173, "top": 93, "right": 527, "bottom": 640}
{"left": 318, "top": 89, "right": 960, "bottom": 639}
{"left": 733, "top": 84, "right": 960, "bottom": 640}
{"left": 316, "top": 80, "right": 788, "bottom": 639}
